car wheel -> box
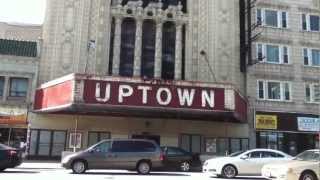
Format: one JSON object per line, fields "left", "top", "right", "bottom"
{"left": 71, "top": 160, "right": 87, "bottom": 174}
{"left": 222, "top": 165, "right": 237, "bottom": 178}
{"left": 180, "top": 161, "right": 190, "bottom": 172}
{"left": 300, "top": 172, "right": 318, "bottom": 180}
{"left": 137, "top": 161, "right": 151, "bottom": 175}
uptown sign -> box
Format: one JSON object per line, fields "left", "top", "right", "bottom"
{"left": 34, "top": 74, "right": 247, "bottom": 121}
{"left": 83, "top": 80, "right": 226, "bottom": 111}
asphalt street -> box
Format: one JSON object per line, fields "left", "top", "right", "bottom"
{"left": 0, "top": 162, "right": 267, "bottom": 180}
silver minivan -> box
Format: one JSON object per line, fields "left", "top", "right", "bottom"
{"left": 61, "top": 139, "right": 164, "bottom": 174}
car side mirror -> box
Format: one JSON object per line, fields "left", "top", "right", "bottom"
{"left": 88, "top": 148, "right": 95, "bottom": 153}
{"left": 240, "top": 155, "right": 249, "bottom": 160}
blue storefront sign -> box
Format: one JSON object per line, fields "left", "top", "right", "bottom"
{"left": 297, "top": 117, "right": 320, "bottom": 132}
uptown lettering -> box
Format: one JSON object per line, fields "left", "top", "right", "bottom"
{"left": 95, "top": 82, "right": 215, "bottom": 108}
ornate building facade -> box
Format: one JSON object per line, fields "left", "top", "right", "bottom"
{"left": 31, "top": 0, "right": 251, "bottom": 159}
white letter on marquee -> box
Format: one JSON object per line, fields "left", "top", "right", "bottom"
{"left": 95, "top": 83, "right": 111, "bottom": 102}
{"left": 177, "top": 88, "right": 195, "bottom": 106}
{"left": 156, "top": 88, "right": 172, "bottom": 105}
{"left": 201, "top": 90, "right": 215, "bottom": 108}
{"left": 138, "top": 86, "right": 152, "bottom": 104}
{"left": 118, "top": 85, "right": 133, "bottom": 103}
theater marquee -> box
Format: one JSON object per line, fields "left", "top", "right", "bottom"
{"left": 34, "top": 74, "right": 247, "bottom": 122}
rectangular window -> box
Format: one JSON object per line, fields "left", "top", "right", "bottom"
{"left": 205, "top": 138, "right": 217, "bottom": 153}
{"left": 302, "top": 14, "right": 307, "bottom": 30}
{"left": 306, "top": 84, "right": 311, "bottom": 102}
{"left": 180, "top": 134, "right": 201, "bottom": 153}
{"left": 304, "top": 48, "right": 309, "bottom": 65}
{"left": 257, "top": 9, "right": 262, "bottom": 25}
{"left": 302, "top": 14, "right": 320, "bottom": 31}
{"left": 257, "top": 44, "right": 289, "bottom": 64}
{"left": 88, "top": 131, "right": 110, "bottom": 147}
{"left": 266, "top": 45, "right": 280, "bottom": 63}
{"left": 265, "top": 10, "right": 278, "bottom": 27}
{"left": 9, "top": 78, "right": 28, "bottom": 97}
{"left": 282, "top": 46, "right": 289, "bottom": 64}
{"left": 311, "top": 49, "right": 320, "bottom": 66}
{"left": 0, "top": 77, "right": 4, "bottom": 97}
{"left": 69, "top": 132, "right": 82, "bottom": 149}
{"left": 307, "top": 83, "right": 320, "bottom": 103}
{"left": 258, "top": 81, "right": 265, "bottom": 99}
{"left": 257, "top": 9, "right": 288, "bottom": 28}
{"left": 314, "top": 85, "right": 320, "bottom": 102}
{"left": 268, "top": 81, "right": 281, "bottom": 100}
{"left": 258, "top": 80, "right": 291, "bottom": 101}
{"left": 310, "top": 15, "right": 320, "bottom": 31}
{"left": 257, "top": 44, "right": 264, "bottom": 61}
{"left": 281, "top": 12, "right": 287, "bottom": 28}
{"left": 283, "top": 83, "right": 290, "bottom": 101}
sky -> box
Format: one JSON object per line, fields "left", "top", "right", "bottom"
{"left": 0, "top": 0, "right": 46, "bottom": 24}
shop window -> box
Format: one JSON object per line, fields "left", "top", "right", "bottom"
{"left": 29, "top": 129, "right": 66, "bottom": 158}
{"left": 51, "top": 131, "right": 67, "bottom": 156}
{"left": 0, "top": 77, "right": 4, "bottom": 97}
{"left": 38, "top": 130, "right": 51, "bottom": 156}
{"left": 0, "top": 128, "right": 27, "bottom": 149}
{"left": 257, "top": 9, "right": 288, "bottom": 28}
{"left": 302, "top": 14, "right": 320, "bottom": 31}
{"left": 69, "top": 132, "right": 82, "bottom": 149}
{"left": 257, "top": 132, "right": 284, "bottom": 151}
{"left": 180, "top": 134, "right": 201, "bottom": 153}
{"left": 205, "top": 137, "right": 249, "bottom": 155}
{"left": 88, "top": 131, "right": 110, "bottom": 147}
{"left": 256, "top": 43, "right": 290, "bottom": 64}
{"left": 9, "top": 77, "right": 28, "bottom": 97}
{"left": 205, "top": 138, "right": 217, "bottom": 153}
{"left": 230, "top": 139, "right": 241, "bottom": 153}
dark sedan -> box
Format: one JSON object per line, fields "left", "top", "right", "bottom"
{"left": 0, "top": 143, "right": 23, "bottom": 171}
{"left": 161, "top": 146, "right": 201, "bottom": 172}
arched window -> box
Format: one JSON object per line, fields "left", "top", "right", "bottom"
{"left": 108, "top": 18, "right": 115, "bottom": 75}
{"left": 141, "top": 20, "right": 156, "bottom": 78}
{"left": 162, "top": 21, "right": 176, "bottom": 80}
{"left": 120, "top": 18, "right": 136, "bottom": 77}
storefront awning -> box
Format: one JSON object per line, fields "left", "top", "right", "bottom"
{"left": 33, "top": 74, "right": 248, "bottom": 123}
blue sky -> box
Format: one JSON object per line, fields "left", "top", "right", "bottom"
{"left": 0, "top": 0, "right": 46, "bottom": 24}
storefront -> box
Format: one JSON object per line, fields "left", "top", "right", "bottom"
{"left": 255, "top": 111, "right": 319, "bottom": 156}
{"left": 29, "top": 74, "right": 249, "bottom": 159}
{"left": 0, "top": 113, "right": 28, "bottom": 149}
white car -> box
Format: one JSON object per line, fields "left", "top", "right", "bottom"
{"left": 262, "top": 149, "right": 320, "bottom": 180}
{"left": 202, "top": 149, "right": 292, "bottom": 178}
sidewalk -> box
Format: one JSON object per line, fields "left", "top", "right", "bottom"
{"left": 17, "top": 160, "right": 63, "bottom": 169}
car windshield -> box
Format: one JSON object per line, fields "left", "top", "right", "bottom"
{"left": 229, "top": 151, "right": 245, "bottom": 157}
{"left": 293, "top": 150, "right": 320, "bottom": 162}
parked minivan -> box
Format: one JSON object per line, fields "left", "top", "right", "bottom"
{"left": 61, "top": 139, "right": 164, "bottom": 174}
